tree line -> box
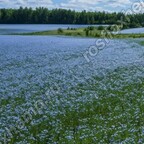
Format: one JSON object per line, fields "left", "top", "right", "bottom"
{"left": 0, "top": 7, "right": 144, "bottom": 28}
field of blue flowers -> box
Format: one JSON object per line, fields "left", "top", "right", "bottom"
{"left": 0, "top": 36, "right": 144, "bottom": 143}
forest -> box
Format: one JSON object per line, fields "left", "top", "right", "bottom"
{"left": 0, "top": 7, "right": 144, "bottom": 29}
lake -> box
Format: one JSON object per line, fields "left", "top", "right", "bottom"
{"left": 0, "top": 24, "right": 107, "bottom": 35}
{"left": 0, "top": 35, "right": 144, "bottom": 143}
{"left": 1, "top": 24, "right": 144, "bottom": 35}
{"left": 120, "top": 27, "right": 144, "bottom": 34}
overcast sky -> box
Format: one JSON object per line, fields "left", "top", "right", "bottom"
{"left": 0, "top": 0, "right": 142, "bottom": 12}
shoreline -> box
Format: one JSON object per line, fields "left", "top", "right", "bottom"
{"left": 16, "top": 27, "right": 144, "bottom": 39}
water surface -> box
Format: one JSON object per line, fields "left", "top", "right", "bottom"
{"left": 120, "top": 27, "right": 144, "bottom": 34}
{"left": 0, "top": 24, "right": 105, "bottom": 35}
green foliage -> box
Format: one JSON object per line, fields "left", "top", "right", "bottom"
{"left": 87, "top": 26, "right": 95, "bottom": 30}
{"left": 95, "top": 33, "right": 101, "bottom": 37}
{"left": 107, "top": 26, "right": 113, "bottom": 31}
{"left": 107, "top": 25, "right": 122, "bottom": 32}
{"left": 77, "top": 32, "right": 81, "bottom": 36}
{"left": 84, "top": 26, "right": 96, "bottom": 36}
{"left": 57, "top": 28, "right": 63, "bottom": 33}
{"left": 0, "top": 7, "right": 144, "bottom": 27}
{"left": 71, "top": 28, "right": 77, "bottom": 30}
{"left": 84, "top": 29, "right": 89, "bottom": 36}
{"left": 67, "top": 27, "right": 77, "bottom": 30}
{"left": 97, "top": 26, "right": 104, "bottom": 30}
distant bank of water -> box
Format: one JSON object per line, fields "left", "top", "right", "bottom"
{"left": 0, "top": 24, "right": 107, "bottom": 35}
{"left": 1, "top": 24, "right": 144, "bottom": 35}
{"left": 120, "top": 27, "right": 144, "bottom": 34}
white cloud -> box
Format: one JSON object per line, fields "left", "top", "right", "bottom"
{"left": 60, "top": 0, "right": 104, "bottom": 11}
{"left": 68, "top": 0, "right": 100, "bottom": 5}
{"left": 59, "top": 0, "right": 133, "bottom": 11}
{"left": 108, "top": 0, "right": 132, "bottom": 8}
{"left": 0, "top": 0, "right": 54, "bottom": 8}
{"left": 0, "top": 0, "right": 140, "bottom": 12}
{"left": 60, "top": 3, "right": 104, "bottom": 12}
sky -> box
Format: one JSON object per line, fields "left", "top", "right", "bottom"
{"left": 0, "top": 0, "right": 143, "bottom": 12}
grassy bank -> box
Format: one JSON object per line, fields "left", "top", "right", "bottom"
{"left": 20, "top": 26, "right": 144, "bottom": 39}
{"left": 21, "top": 27, "right": 94, "bottom": 37}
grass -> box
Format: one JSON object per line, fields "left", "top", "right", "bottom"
{"left": 3, "top": 66, "right": 144, "bottom": 143}
{"left": 21, "top": 28, "right": 95, "bottom": 37}
{"left": 18, "top": 27, "right": 144, "bottom": 39}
